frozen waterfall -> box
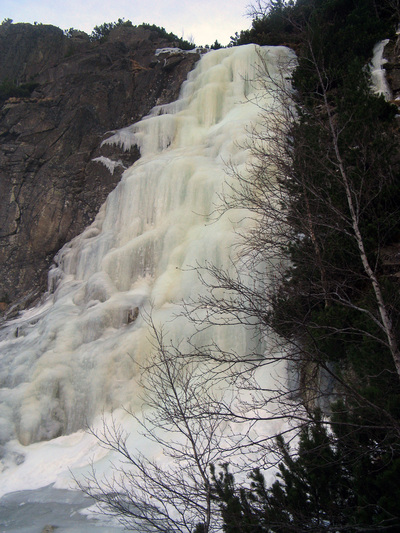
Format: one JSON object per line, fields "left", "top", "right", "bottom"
{"left": 0, "top": 44, "right": 294, "bottom": 495}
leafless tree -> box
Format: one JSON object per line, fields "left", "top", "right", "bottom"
{"left": 78, "top": 23, "right": 400, "bottom": 530}
{"left": 246, "top": 0, "right": 291, "bottom": 20}
{"left": 192, "top": 37, "right": 400, "bottom": 378}
{"left": 178, "top": 41, "right": 400, "bottom": 456}
{"left": 77, "top": 323, "right": 239, "bottom": 533}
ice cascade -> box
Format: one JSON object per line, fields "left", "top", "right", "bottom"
{"left": 0, "top": 45, "right": 294, "bottom": 492}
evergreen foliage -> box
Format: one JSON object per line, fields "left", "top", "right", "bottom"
{"left": 89, "top": 19, "right": 196, "bottom": 49}
{"left": 90, "top": 18, "right": 133, "bottom": 41}
{"left": 233, "top": 0, "right": 396, "bottom": 49}
{"left": 214, "top": 0, "right": 400, "bottom": 531}
{"left": 139, "top": 23, "right": 196, "bottom": 49}
{"left": 0, "top": 79, "right": 39, "bottom": 103}
{"left": 212, "top": 415, "right": 359, "bottom": 532}
{"left": 210, "top": 40, "right": 223, "bottom": 50}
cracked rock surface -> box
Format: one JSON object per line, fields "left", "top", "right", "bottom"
{"left": 0, "top": 23, "right": 200, "bottom": 316}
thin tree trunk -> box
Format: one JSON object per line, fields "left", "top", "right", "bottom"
{"left": 309, "top": 43, "right": 400, "bottom": 378}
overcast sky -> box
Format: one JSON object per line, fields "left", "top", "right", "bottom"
{"left": 1, "top": 0, "right": 252, "bottom": 46}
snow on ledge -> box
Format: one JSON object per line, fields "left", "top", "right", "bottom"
{"left": 92, "top": 156, "right": 126, "bottom": 175}
{"left": 155, "top": 47, "right": 207, "bottom": 56}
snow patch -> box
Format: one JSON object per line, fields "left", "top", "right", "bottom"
{"left": 155, "top": 47, "right": 206, "bottom": 56}
{"left": 92, "top": 156, "right": 126, "bottom": 175}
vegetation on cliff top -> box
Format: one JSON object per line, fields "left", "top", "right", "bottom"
{"left": 88, "top": 18, "right": 196, "bottom": 49}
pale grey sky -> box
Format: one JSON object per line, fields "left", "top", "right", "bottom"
{"left": 1, "top": 0, "right": 252, "bottom": 46}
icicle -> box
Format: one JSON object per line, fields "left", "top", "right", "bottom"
{"left": 371, "top": 39, "right": 391, "bottom": 99}
{"left": 0, "top": 44, "right": 294, "bottom": 495}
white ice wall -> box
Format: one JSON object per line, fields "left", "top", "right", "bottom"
{"left": 0, "top": 44, "right": 294, "bottom": 494}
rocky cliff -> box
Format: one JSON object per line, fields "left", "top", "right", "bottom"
{"left": 0, "top": 23, "right": 201, "bottom": 317}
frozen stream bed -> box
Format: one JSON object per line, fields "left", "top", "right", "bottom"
{"left": 0, "top": 485, "right": 125, "bottom": 533}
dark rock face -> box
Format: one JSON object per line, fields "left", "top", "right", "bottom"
{"left": 0, "top": 23, "right": 67, "bottom": 83}
{"left": 0, "top": 23, "right": 200, "bottom": 316}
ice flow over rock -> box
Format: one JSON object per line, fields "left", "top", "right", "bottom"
{"left": 0, "top": 44, "right": 294, "bottom": 493}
